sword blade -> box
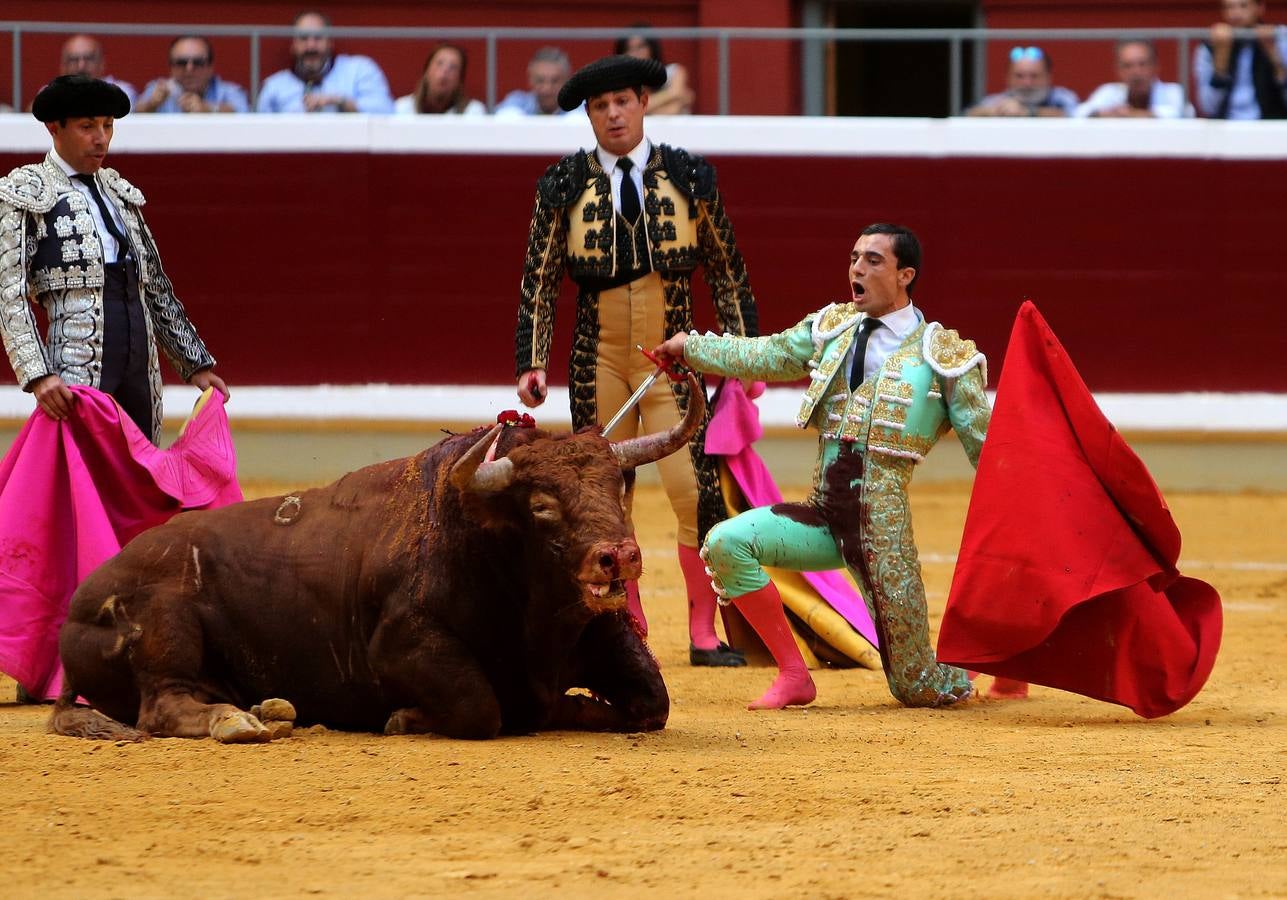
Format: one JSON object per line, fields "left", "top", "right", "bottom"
{"left": 602, "top": 368, "right": 663, "bottom": 435}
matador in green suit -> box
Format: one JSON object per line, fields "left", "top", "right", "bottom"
{"left": 656, "top": 224, "right": 992, "bottom": 710}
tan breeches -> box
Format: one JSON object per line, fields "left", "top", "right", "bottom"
{"left": 595, "top": 273, "right": 700, "bottom": 548}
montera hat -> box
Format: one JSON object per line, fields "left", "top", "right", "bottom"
{"left": 32, "top": 74, "right": 131, "bottom": 122}
{"left": 557, "top": 55, "right": 666, "bottom": 111}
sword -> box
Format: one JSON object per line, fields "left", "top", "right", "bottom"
{"left": 602, "top": 345, "right": 688, "bottom": 436}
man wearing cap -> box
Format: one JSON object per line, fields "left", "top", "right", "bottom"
{"left": 514, "top": 55, "right": 759, "bottom": 667}
{"left": 0, "top": 74, "right": 227, "bottom": 444}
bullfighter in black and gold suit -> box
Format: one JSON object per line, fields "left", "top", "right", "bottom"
{"left": 514, "top": 56, "right": 757, "bottom": 666}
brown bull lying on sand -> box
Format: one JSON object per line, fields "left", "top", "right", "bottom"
{"left": 49, "top": 377, "right": 706, "bottom": 742}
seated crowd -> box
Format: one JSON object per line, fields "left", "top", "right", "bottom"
{"left": 42, "top": 0, "right": 1287, "bottom": 121}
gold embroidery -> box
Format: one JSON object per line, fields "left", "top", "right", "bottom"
{"left": 927, "top": 327, "right": 980, "bottom": 371}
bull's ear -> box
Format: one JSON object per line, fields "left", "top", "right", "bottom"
{"left": 450, "top": 424, "right": 515, "bottom": 493}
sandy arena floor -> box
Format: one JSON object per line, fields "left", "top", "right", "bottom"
{"left": 1, "top": 480, "right": 1284, "bottom": 898}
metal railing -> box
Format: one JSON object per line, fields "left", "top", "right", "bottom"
{"left": 0, "top": 21, "right": 1249, "bottom": 116}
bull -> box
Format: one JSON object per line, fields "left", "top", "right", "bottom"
{"left": 49, "top": 378, "right": 705, "bottom": 742}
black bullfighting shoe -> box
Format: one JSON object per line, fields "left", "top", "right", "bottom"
{"left": 689, "top": 642, "right": 748, "bottom": 667}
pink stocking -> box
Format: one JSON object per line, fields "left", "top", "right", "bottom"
{"left": 731, "top": 583, "right": 816, "bottom": 710}
{"left": 677, "top": 543, "right": 720, "bottom": 651}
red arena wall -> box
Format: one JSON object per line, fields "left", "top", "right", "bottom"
{"left": 1, "top": 118, "right": 1282, "bottom": 394}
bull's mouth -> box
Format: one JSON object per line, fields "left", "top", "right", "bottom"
{"left": 582, "top": 578, "right": 627, "bottom": 607}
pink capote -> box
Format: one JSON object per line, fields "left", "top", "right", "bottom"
{"left": 0, "top": 386, "right": 242, "bottom": 699}
{"left": 704, "top": 378, "right": 879, "bottom": 649}
{"left": 937, "top": 303, "right": 1222, "bottom": 718}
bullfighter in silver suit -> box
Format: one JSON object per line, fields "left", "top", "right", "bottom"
{"left": 0, "top": 74, "right": 227, "bottom": 444}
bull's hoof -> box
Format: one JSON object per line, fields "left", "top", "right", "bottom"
{"left": 210, "top": 710, "right": 271, "bottom": 744}
{"left": 384, "top": 709, "right": 415, "bottom": 735}
{"left": 250, "top": 698, "right": 297, "bottom": 723}
{"left": 263, "top": 720, "right": 293, "bottom": 741}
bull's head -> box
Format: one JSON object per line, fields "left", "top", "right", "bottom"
{"left": 447, "top": 374, "right": 706, "bottom": 613}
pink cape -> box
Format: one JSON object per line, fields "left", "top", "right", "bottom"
{"left": 705, "top": 379, "right": 879, "bottom": 650}
{"left": 937, "top": 302, "right": 1222, "bottom": 718}
{"left": 0, "top": 386, "right": 242, "bottom": 699}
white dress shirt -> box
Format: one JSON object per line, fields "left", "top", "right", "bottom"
{"left": 852, "top": 302, "right": 922, "bottom": 386}
{"left": 50, "top": 149, "right": 129, "bottom": 263}
{"left": 595, "top": 138, "right": 650, "bottom": 216}
{"left": 1074, "top": 81, "right": 1193, "bottom": 119}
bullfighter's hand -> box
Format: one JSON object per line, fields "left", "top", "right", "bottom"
{"left": 654, "top": 332, "right": 689, "bottom": 366}
{"left": 517, "top": 369, "right": 547, "bottom": 408}
{"left": 190, "top": 368, "right": 230, "bottom": 399}
{"left": 32, "top": 374, "right": 75, "bottom": 421}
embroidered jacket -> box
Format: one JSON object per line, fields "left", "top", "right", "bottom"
{"left": 0, "top": 153, "right": 214, "bottom": 442}
{"left": 514, "top": 142, "right": 757, "bottom": 376}
{"left": 685, "top": 302, "right": 991, "bottom": 482}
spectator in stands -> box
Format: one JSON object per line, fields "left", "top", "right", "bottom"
{"left": 494, "top": 47, "right": 572, "bottom": 116}
{"left": 394, "top": 44, "right": 486, "bottom": 115}
{"left": 614, "top": 24, "right": 694, "bottom": 115}
{"left": 136, "top": 36, "right": 249, "bottom": 114}
{"left": 256, "top": 10, "right": 394, "bottom": 114}
{"left": 966, "top": 46, "right": 1078, "bottom": 117}
{"left": 1076, "top": 40, "right": 1193, "bottom": 118}
{"left": 1194, "top": 0, "right": 1287, "bottom": 118}
{"left": 59, "top": 34, "right": 137, "bottom": 109}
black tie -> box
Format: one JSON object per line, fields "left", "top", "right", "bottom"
{"left": 617, "top": 157, "right": 641, "bottom": 224}
{"left": 848, "top": 317, "right": 884, "bottom": 389}
{"left": 74, "top": 173, "right": 129, "bottom": 253}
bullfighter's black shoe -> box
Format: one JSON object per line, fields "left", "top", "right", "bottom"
{"left": 689, "top": 642, "right": 748, "bottom": 667}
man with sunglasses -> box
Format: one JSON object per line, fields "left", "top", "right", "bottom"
{"left": 967, "top": 46, "right": 1079, "bottom": 117}
{"left": 136, "top": 36, "right": 249, "bottom": 114}
{"left": 0, "top": 75, "right": 227, "bottom": 445}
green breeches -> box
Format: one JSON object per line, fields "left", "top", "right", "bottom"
{"left": 702, "top": 454, "right": 973, "bottom": 708}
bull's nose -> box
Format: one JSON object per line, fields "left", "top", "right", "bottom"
{"left": 588, "top": 540, "right": 641, "bottom": 577}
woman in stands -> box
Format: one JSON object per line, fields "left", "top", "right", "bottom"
{"left": 395, "top": 44, "right": 486, "bottom": 115}
{"left": 614, "top": 25, "right": 695, "bottom": 115}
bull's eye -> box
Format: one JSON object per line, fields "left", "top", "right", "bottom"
{"left": 529, "top": 491, "right": 562, "bottom": 523}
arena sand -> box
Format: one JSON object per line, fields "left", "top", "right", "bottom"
{"left": 2, "top": 483, "right": 1284, "bottom": 898}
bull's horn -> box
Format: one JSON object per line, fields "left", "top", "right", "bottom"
{"left": 449, "top": 424, "right": 515, "bottom": 492}
{"left": 612, "top": 372, "right": 705, "bottom": 471}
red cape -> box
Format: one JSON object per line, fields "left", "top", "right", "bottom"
{"left": 937, "top": 302, "right": 1221, "bottom": 718}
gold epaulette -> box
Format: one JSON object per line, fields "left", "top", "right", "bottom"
{"left": 813, "top": 302, "right": 861, "bottom": 337}
{"left": 923, "top": 322, "right": 986, "bottom": 379}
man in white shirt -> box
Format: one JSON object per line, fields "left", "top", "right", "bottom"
{"left": 1077, "top": 40, "right": 1193, "bottom": 118}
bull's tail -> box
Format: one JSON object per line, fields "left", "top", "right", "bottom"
{"left": 46, "top": 684, "right": 147, "bottom": 742}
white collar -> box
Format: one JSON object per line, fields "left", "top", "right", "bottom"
{"left": 866, "top": 302, "right": 920, "bottom": 337}
{"left": 596, "top": 137, "right": 651, "bottom": 174}
{"left": 49, "top": 149, "right": 81, "bottom": 178}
